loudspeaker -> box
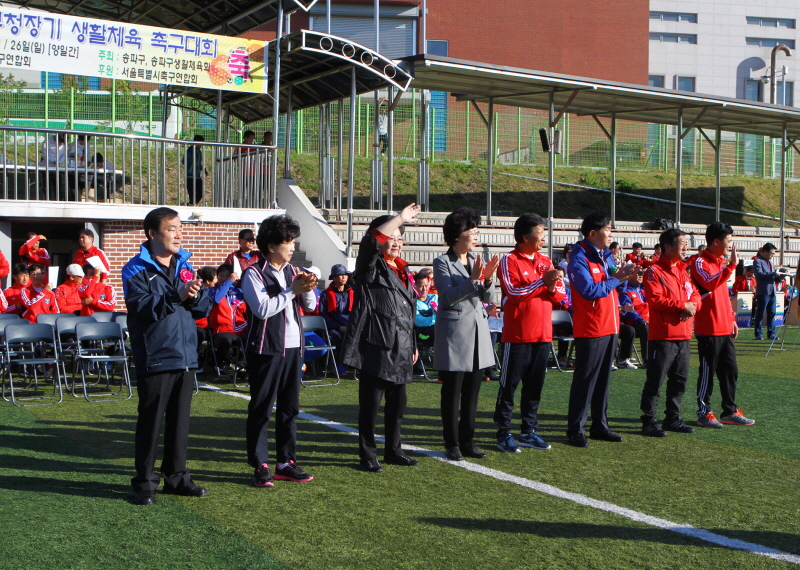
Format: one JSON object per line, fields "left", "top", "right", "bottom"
{"left": 553, "top": 130, "right": 562, "bottom": 155}
{"left": 538, "top": 128, "right": 550, "bottom": 153}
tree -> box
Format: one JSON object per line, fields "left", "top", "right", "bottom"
{"left": 0, "top": 73, "right": 26, "bottom": 125}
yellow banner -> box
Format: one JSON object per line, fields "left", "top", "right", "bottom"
{"left": 0, "top": 6, "right": 267, "bottom": 92}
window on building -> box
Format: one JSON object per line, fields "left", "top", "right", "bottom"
{"left": 777, "top": 81, "right": 794, "bottom": 106}
{"left": 310, "top": 15, "right": 415, "bottom": 58}
{"left": 649, "top": 76, "right": 665, "bottom": 88}
{"left": 426, "top": 40, "right": 448, "bottom": 57}
{"left": 746, "top": 37, "right": 796, "bottom": 48}
{"left": 649, "top": 33, "right": 697, "bottom": 44}
{"left": 746, "top": 17, "right": 795, "bottom": 28}
{"left": 40, "top": 72, "right": 101, "bottom": 90}
{"left": 650, "top": 12, "right": 697, "bottom": 23}
{"left": 677, "top": 76, "right": 695, "bottom": 92}
{"left": 745, "top": 79, "right": 762, "bottom": 101}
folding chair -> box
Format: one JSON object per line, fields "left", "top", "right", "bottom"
{"left": 2, "top": 322, "right": 62, "bottom": 407}
{"left": 551, "top": 310, "right": 575, "bottom": 373}
{"left": 73, "top": 321, "right": 133, "bottom": 402}
{"left": 0, "top": 318, "right": 27, "bottom": 401}
{"left": 208, "top": 329, "right": 248, "bottom": 388}
{"left": 413, "top": 325, "right": 436, "bottom": 381}
{"left": 54, "top": 316, "right": 97, "bottom": 395}
{"left": 300, "top": 315, "right": 340, "bottom": 387}
{"left": 90, "top": 311, "right": 115, "bottom": 323}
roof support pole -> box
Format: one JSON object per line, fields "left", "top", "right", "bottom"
{"left": 283, "top": 84, "right": 293, "bottom": 179}
{"left": 271, "top": 0, "right": 284, "bottom": 205}
{"left": 347, "top": 67, "right": 357, "bottom": 257}
{"left": 780, "top": 122, "right": 788, "bottom": 265}
{"left": 487, "top": 98, "right": 494, "bottom": 225}
{"left": 388, "top": 85, "right": 395, "bottom": 213}
{"left": 610, "top": 113, "right": 617, "bottom": 227}
{"left": 676, "top": 108, "right": 683, "bottom": 226}
{"left": 547, "top": 91, "right": 555, "bottom": 260}
{"left": 337, "top": 99, "right": 343, "bottom": 221}
{"left": 417, "top": 89, "right": 429, "bottom": 211}
{"left": 715, "top": 127, "right": 721, "bottom": 222}
{"left": 160, "top": 88, "right": 169, "bottom": 204}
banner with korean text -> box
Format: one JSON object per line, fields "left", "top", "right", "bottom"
{"left": 0, "top": 6, "right": 267, "bottom": 93}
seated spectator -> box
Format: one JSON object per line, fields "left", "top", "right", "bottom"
{"left": 67, "top": 133, "right": 92, "bottom": 167}
{"left": 641, "top": 244, "right": 662, "bottom": 268}
{"left": 558, "top": 244, "right": 573, "bottom": 284}
{"left": 320, "top": 264, "right": 352, "bottom": 374}
{"left": 413, "top": 268, "right": 438, "bottom": 336}
{"left": 261, "top": 131, "right": 274, "bottom": 146}
{"left": 225, "top": 228, "right": 260, "bottom": 275}
{"left": 3, "top": 263, "right": 30, "bottom": 315}
{"left": 0, "top": 249, "right": 9, "bottom": 282}
{"left": 552, "top": 266, "right": 573, "bottom": 369}
{"left": 301, "top": 266, "right": 323, "bottom": 316}
{"left": 21, "top": 263, "right": 60, "bottom": 322}
{"left": 73, "top": 229, "right": 110, "bottom": 277}
{"left": 732, "top": 265, "right": 755, "bottom": 295}
{"left": 54, "top": 264, "right": 86, "bottom": 315}
{"left": 625, "top": 242, "right": 645, "bottom": 265}
{"left": 39, "top": 132, "right": 70, "bottom": 200}
{"left": 208, "top": 263, "right": 247, "bottom": 368}
{"left": 618, "top": 268, "right": 649, "bottom": 368}
{"left": 195, "top": 266, "right": 217, "bottom": 364}
{"left": 20, "top": 233, "right": 51, "bottom": 286}
{"left": 78, "top": 263, "right": 117, "bottom": 316}
{"left": 609, "top": 241, "right": 622, "bottom": 266}
{"left": 87, "top": 153, "right": 117, "bottom": 202}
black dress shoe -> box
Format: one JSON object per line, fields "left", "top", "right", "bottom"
{"left": 566, "top": 433, "right": 589, "bottom": 448}
{"left": 383, "top": 454, "right": 419, "bottom": 466}
{"left": 133, "top": 491, "right": 156, "bottom": 505}
{"left": 460, "top": 444, "right": 488, "bottom": 459}
{"left": 359, "top": 458, "right": 383, "bottom": 473}
{"left": 162, "top": 480, "right": 208, "bottom": 497}
{"left": 589, "top": 430, "right": 624, "bottom": 443}
{"left": 445, "top": 446, "right": 463, "bottom": 461}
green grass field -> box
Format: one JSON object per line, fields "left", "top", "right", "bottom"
{"left": 2, "top": 335, "right": 799, "bottom": 570}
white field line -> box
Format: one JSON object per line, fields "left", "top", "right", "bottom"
{"left": 199, "top": 382, "right": 800, "bottom": 565}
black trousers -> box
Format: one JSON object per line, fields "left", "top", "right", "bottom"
{"left": 132, "top": 370, "right": 195, "bottom": 494}
{"left": 245, "top": 349, "right": 301, "bottom": 467}
{"left": 214, "top": 332, "right": 244, "bottom": 367}
{"left": 186, "top": 177, "right": 204, "bottom": 206}
{"left": 640, "top": 339, "right": 690, "bottom": 423}
{"left": 358, "top": 371, "right": 407, "bottom": 460}
{"left": 493, "top": 341, "right": 550, "bottom": 438}
{"left": 696, "top": 335, "right": 738, "bottom": 418}
{"left": 566, "top": 334, "right": 617, "bottom": 436}
{"left": 439, "top": 345, "right": 483, "bottom": 448}
{"left": 618, "top": 321, "right": 648, "bottom": 362}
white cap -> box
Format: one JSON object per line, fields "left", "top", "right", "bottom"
{"left": 307, "top": 266, "right": 322, "bottom": 280}
{"left": 66, "top": 264, "right": 85, "bottom": 277}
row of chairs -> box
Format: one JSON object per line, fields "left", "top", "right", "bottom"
{"left": 0, "top": 312, "right": 131, "bottom": 407}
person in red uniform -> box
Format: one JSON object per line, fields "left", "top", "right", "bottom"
{"left": 20, "top": 263, "right": 60, "bottom": 322}
{"left": 19, "top": 233, "right": 51, "bottom": 286}
{"left": 690, "top": 222, "right": 754, "bottom": 428}
{"left": 640, "top": 229, "right": 701, "bottom": 437}
{"left": 208, "top": 263, "right": 247, "bottom": 368}
{"left": 195, "top": 266, "right": 217, "bottom": 368}
{"left": 54, "top": 263, "right": 85, "bottom": 315}
{"left": 4, "top": 263, "right": 30, "bottom": 315}
{"left": 224, "top": 228, "right": 260, "bottom": 276}
{"left": 731, "top": 266, "right": 755, "bottom": 295}
{"left": 617, "top": 268, "right": 650, "bottom": 369}
{"left": 494, "top": 213, "right": 565, "bottom": 452}
{"left": 0, "top": 287, "right": 7, "bottom": 313}
{"left": 73, "top": 229, "right": 110, "bottom": 277}
{"left": 78, "top": 263, "right": 117, "bottom": 316}
{"left": 566, "top": 213, "right": 638, "bottom": 447}
{"left": 641, "top": 244, "right": 662, "bottom": 268}
{"left": 625, "top": 242, "right": 646, "bottom": 265}
{"left": 0, "top": 250, "right": 9, "bottom": 283}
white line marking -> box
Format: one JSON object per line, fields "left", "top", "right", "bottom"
{"left": 199, "top": 382, "right": 800, "bottom": 564}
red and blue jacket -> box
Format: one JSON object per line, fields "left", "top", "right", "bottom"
{"left": 618, "top": 281, "right": 649, "bottom": 325}
{"left": 568, "top": 240, "right": 621, "bottom": 338}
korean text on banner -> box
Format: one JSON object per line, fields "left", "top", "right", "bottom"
{"left": 0, "top": 6, "right": 267, "bottom": 93}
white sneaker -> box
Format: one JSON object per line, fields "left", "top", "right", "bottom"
{"left": 617, "top": 359, "right": 638, "bottom": 370}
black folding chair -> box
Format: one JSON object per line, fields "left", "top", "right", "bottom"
{"left": 208, "top": 329, "right": 248, "bottom": 388}
{"left": 36, "top": 313, "right": 72, "bottom": 328}
{"left": 2, "top": 322, "right": 62, "bottom": 407}
{"left": 74, "top": 321, "right": 133, "bottom": 402}
{"left": 54, "top": 315, "right": 97, "bottom": 395}
{"left": 551, "top": 310, "right": 575, "bottom": 373}
{"left": 90, "top": 311, "right": 115, "bottom": 323}
{"left": 300, "top": 315, "right": 340, "bottom": 387}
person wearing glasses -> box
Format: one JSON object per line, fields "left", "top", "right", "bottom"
{"left": 225, "top": 228, "right": 260, "bottom": 277}
{"left": 433, "top": 207, "right": 499, "bottom": 461}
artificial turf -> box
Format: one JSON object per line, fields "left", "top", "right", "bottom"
{"left": 1, "top": 335, "right": 798, "bottom": 569}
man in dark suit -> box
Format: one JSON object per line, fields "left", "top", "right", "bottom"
{"left": 752, "top": 242, "right": 782, "bottom": 340}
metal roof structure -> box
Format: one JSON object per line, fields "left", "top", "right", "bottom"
{"left": 399, "top": 55, "right": 800, "bottom": 139}
{"left": 0, "top": 0, "right": 318, "bottom": 36}
{"left": 172, "top": 30, "right": 413, "bottom": 123}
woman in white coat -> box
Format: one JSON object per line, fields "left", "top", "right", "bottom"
{"left": 433, "top": 207, "right": 499, "bottom": 461}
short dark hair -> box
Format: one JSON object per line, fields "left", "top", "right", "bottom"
{"left": 415, "top": 268, "right": 433, "bottom": 281}
{"left": 513, "top": 213, "right": 546, "bottom": 243}
{"left": 143, "top": 207, "right": 179, "bottom": 241}
{"left": 12, "top": 263, "right": 29, "bottom": 276}
{"left": 366, "top": 214, "right": 405, "bottom": 236}
{"left": 27, "top": 231, "right": 37, "bottom": 239}
{"left": 256, "top": 214, "right": 301, "bottom": 251}
{"left": 193, "top": 134, "right": 205, "bottom": 142}
{"left": 763, "top": 242, "right": 777, "bottom": 252}
{"left": 243, "top": 129, "right": 255, "bottom": 138}
{"left": 563, "top": 244, "right": 574, "bottom": 256}
{"left": 79, "top": 228, "right": 95, "bottom": 240}
{"left": 197, "top": 266, "right": 216, "bottom": 282}
{"left": 745, "top": 265, "right": 754, "bottom": 273}
{"left": 654, "top": 243, "right": 662, "bottom": 251}
{"left": 216, "top": 263, "right": 234, "bottom": 275}
{"left": 659, "top": 228, "right": 686, "bottom": 249}
{"left": 632, "top": 242, "right": 643, "bottom": 249}
{"left": 580, "top": 213, "right": 611, "bottom": 237}
{"left": 443, "top": 207, "right": 481, "bottom": 247}
{"left": 705, "top": 221, "right": 733, "bottom": 245}
{"left": 28, "top": 263, "right": 45, "bottom": 274}
{"left": 82, "top": 263, "right": 94, "bottom": 273}
{"left": 238, "top": 228, "right": 254, "bottom": 240}
{"left": 609, "top": 241, "right": 619, "bottom": 249}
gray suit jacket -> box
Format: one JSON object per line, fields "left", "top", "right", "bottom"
{"left": 753, "top": 256, "right": 780, "bottom": 296}
{"left": 432, "top": 249, "right": 496, "bottom": 372}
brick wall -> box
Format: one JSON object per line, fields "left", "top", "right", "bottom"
{"left": 102, "top": 221, "right": 256, "bottom": 311}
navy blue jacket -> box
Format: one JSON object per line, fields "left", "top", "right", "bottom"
{"left": 753, "top": 256, "right": 781, "bottom": 296}
{"left": 122, "top": 242, "right": 211, "bottom": 375}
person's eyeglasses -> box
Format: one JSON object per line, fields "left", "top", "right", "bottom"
{"left": 30, "top": 272, "right": 42, "bottom": 277}
{"left": 467, "top": 230, "right": 480, "bottom": 237}
{"left": 243, "top": 238, "right": 255, "bottom": 242}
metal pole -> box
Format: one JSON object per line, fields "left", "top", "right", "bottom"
{"left": 676, "top": 108, "right": 683, "bottom": 226}
{"left": 548, "top": 91, "right": 555, "bottom": 260}
{"left": 347, "top": 68, "right": 357, "bottom": 256}
{"left": 780, "top": 122, "right": 787, "bottom": 265}
{"left": 487, "top": 98, "right": 494, "bottom": 225}
{"left": 337, "top": 99, "right": 344, "bottom": 220}
{"left": 272, "top": 1, "right": 284, "bottom": 205}
{"left": 284, "top": 85, "right": 293, "bottom": 179}
{"left": 421, "top": 0, "right": 427, "bottom": 53}
{"left": 715, "top": 127, "right": 721, "bottom": 221}
{"left": 388, "top": 85, "right": 395, "bottom": 213}
{"left": 610, "top": 113, "right": 617, "bottom": 227}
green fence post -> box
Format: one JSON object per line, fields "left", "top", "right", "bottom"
{"left": 69, "top": 86, "right": 74, "bottom": 129}
{"left": 431, "top": 108, "right": 436, "bottom": 162}
{"left": 465, "top": 101, "right": 470, "bottom": 161}
{"left": 44, "top": 73, "right": 49, "bottom": 128}
{"left": 412, "top": 89, "right": 416, "bottom": 159}
{"left": 494, "top": 111, "right": 499, "bottom": 163}
{"left": 111, "top": 79, "right": 116, "bottom": 133}
{"left": 563, "top": 113, "right": 570, "bottom": 166}
{"left": 148, "top": 90, "right": 153, "bottom": 136}
{"left": 517, "top": 107, "right": 521, "bottom": 164}
{"left": 297, "top": 110, "right": 303, "bottom": 154}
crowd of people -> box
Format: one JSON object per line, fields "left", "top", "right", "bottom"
{"left": 60, "top": 205, "right": 778, "bottom": 505}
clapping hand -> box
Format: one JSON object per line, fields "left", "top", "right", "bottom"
{"left": 178, "top": 278, "right": 203, "bottom": 301}
{"left": 615, "top": 263, "right": 638, "bottom": 280}
{"left": 291, "top": 271, "right": 318, "bottom": 295}
{"left": 483, "top": 254, "right": 500, "bottom": 280}
{"left": 471, "top": 254, "right": 485, "bottom": 282}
